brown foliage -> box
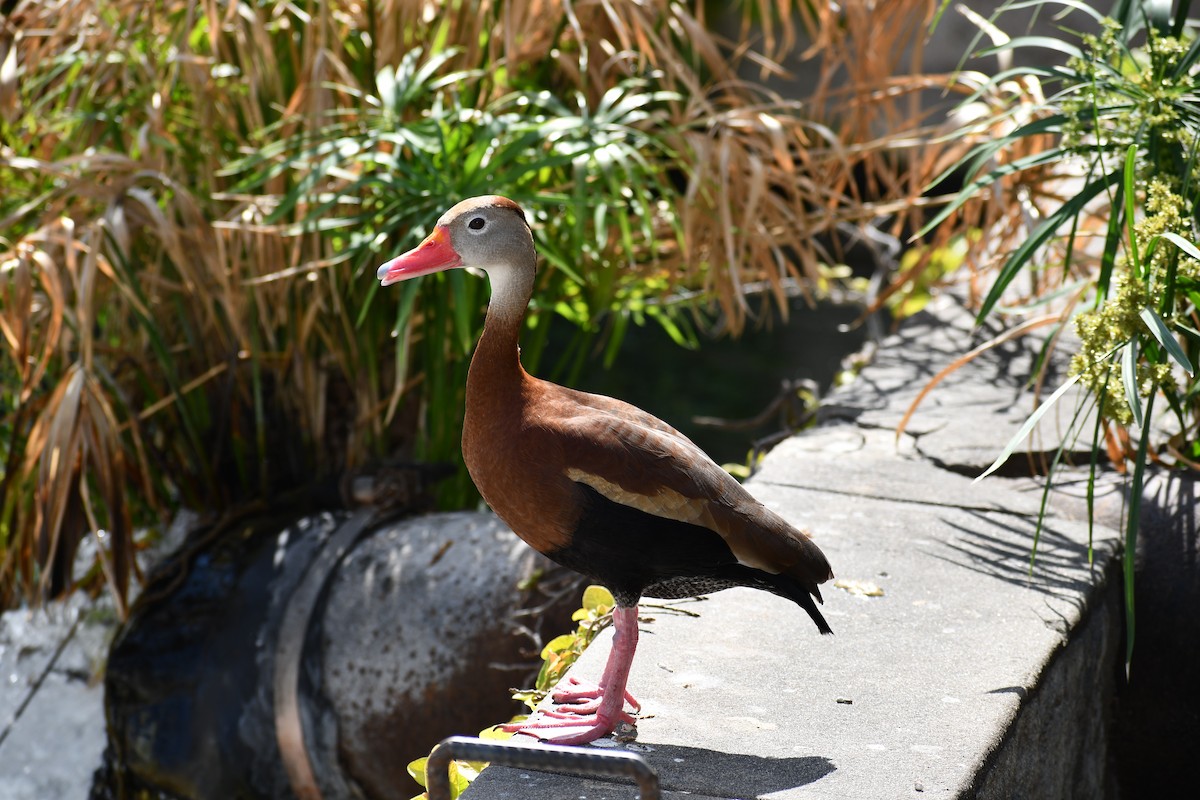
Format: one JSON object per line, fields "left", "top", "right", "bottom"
{"left": 0, "top": 0, "right": 968, "bottom": 609}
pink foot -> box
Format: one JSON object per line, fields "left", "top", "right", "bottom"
{"left": 550, "top": 675, "right": 641, "bottom": 712}
{"left": 504, "top": 709, "right": 634, "bottom": 745}
{"left": 500, "top": 677, "right": 639, "bottom": 743}
{"left": 503, "top": 605, "right": 642, "bottom": 745}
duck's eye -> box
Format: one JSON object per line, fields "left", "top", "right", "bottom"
{"left": 468, "top": 217, "right": 486, "bottom": 232}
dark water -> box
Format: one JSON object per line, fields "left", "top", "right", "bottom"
{"left": 543, "top": 297, "right": 870, "bottom": 467}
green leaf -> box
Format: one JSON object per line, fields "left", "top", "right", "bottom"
{"left": 977, "top": 172, "right": 1117, "bottom": 321}
{"left": 582, "top": 584, "right": 615, "bottom": 613}
{"left": 407, "top": 758, "right": 429, "bottom": 788}
{"left": 603, "top": 312, "right": 629, "bottom": 369}
{"left": 1122, "top": 339, "right": 1143, "bottom": 428}
{"left": 448, "top": 269, "right": 478, "bottom": 355}
{"left": 1123, "top": 391, "right": 1156, "bottom": 669}
{"left": 479, "top": 724, "right": 513, "bottom": 740}
{"left": 929, "top": 0, "right": 953, "bottom": 34}
{"left": 979, "top": 35, "right": 1084, "bottom": 61}
{"left": 975, "top": 375, "right": 1082, "bottom": 482}
{"left": 1123, "top": 145, "right": 1140, "bottom": 277}
{"left": 1139, "top": 307, "right": 1194, "bottom": 375}
{"left": 540, "top": 634, "right": 577, "bottom": 660}
{"left": 918, "top": 124, "right": 1076, "bottom": 238}
{"left": 999, "top": 0, "right": 1104, "bottom": 23}
{"left": 723, "top": 461, "right": 752, "bottom": 480}
{"left": 1144, "top": 0, "right": 1173, "bottom": 33}
{"left": 448, "top": 760, "right": 476, "bottom": 796}
{"left": 1157, "top": 231, "right": 1200, "bottom": 262}
{"left": 1097, "top": 182, "right": 1125, "bottom": 300}
{"left": 649, "top": 307, "right": 691, "bottom": 348}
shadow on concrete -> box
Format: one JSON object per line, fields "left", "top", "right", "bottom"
{"left": 934, "top": 510, "right": 1105, "bottom": 601}
{"left": 632, "top": 742, "right": 835, "bottom": 798}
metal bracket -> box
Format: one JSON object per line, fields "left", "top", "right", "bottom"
{"left": 426, "top": 735, "right": 660, "bottom": 800}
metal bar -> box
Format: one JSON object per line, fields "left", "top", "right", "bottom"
{"left": 426, "top": 735, "right": 660, "bottom": 800}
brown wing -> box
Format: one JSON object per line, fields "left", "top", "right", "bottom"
{"left": 551, "top": 384, "right": 694, "bottom": 440}
{"left": 542, "top": 387, "right": 833, "bottom": 587}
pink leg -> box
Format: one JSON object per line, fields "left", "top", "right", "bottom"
{"left": 503, "top": 605, "right": 641, "bottom": 745}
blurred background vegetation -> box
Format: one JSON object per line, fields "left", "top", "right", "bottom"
{"left": 4, "top": 5, "right": 1200, "bottom": 799}
{"left": 8, "top": 0, "right": 1198, "bottom": 645}
{"left": 2, "top": 0, "right": 972, "bottom": 613}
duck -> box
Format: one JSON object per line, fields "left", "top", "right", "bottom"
{"left": 377, "top": 195, "right": 833, "bottom": 744}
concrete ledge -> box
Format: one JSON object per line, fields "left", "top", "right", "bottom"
{"left": 466, "top": 295, "right": 1125, "bottom": 799}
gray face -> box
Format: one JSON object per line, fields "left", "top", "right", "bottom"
{"left": 440, "top": 197, "right": 535, "bottom": 274}
{"left": 421, "top": 197, "right": 538, "bottom": 317}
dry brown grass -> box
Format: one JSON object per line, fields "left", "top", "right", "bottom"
{"left": 1, "top": 0, "right": 973, "bottom": 609}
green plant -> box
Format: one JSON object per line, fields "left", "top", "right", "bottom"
{"left": 225, "top": 49, "right": 696, "bottom": 506}
{"left": 405, "top": 724, "right": 511, "bottom": 800}
{"left": 913, "top": 0, "right": 1200, "bottom": 663}
{"left": 404, "top": 584, "right": 615, "bottom": 800}
{"left": 510, "top": 584, "right": 617, "bottom": 712}
{"left": 2, "top": 0, "right": 969, "bottom": 610}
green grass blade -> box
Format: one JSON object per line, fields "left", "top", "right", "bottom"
{"left": 1171, "top": 0, "right": 1193, "bottom": 37}
{"left": 1086, "top": 391, "right": 1108, "bottom": 565}
{"left": 1123, "top": 145, "right": 1141, "bottom": 276}
{"left": 1124, "top": 391, "right": 1155, "bottom": 670}
{"left": 979, "top": 36, "right": 1084, "bottom": 61}
{"left": 977, "top": 171, "right": 1118, "bottom": 320}
{"left": 1145, "top": 0, "right": 1173, "bottom": 33}
{"left": 1121, "top": 338, "right": 1144, "bottom": 428}
{"left": 1028, "top": 401, "right": 1083, "bottom": 572}
{"left": 1096, "top": 182, "right": 1125, "bottom": 301}
{"left": 1156, "top": 230, "right": 1200, "bottom": 261}
{"left": 917, "top": 146, "right": 1074, "bottom": 239}
{"left": 929, "top": 0, "right": 953, "bottom": 34}
{"left": 999, "top": 0, "right": 1105, "bottom": 22}
{"left": 1139, "top": 307, "right": 1194, "bottom": 375}
{"left": 975, "top": 374, "right": 1082, "bottom": 482}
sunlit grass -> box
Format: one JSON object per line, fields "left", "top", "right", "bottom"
{"left": 914, "top": 0, "right": 1200, "bottom": 663}
{"left": 1, "top": 0, "right": 964, "bottom": 609}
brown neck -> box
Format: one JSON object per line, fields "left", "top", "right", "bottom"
{"left": 462, "top": 247, "right": 538, "bottom": 475}
{"left": 468, "top": 304, "right": 525, "bottom": 394}
{"left": 466, "top": 256, "right": 536, "bottom": 392}
{"left": 462, "top": 291, "right": 531, "bottom": 478}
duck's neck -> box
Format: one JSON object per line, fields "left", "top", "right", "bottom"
{"left": 469, "top": 304, "right": 525, "bottom": 391}
{"left": 465, "top": 263, "right": 534, "bottom": 406}
{"left": 462, "top": 270, "right": 534, "bottom": 478}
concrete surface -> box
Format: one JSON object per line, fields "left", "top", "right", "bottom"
{"left": 464, "top": 295, "right": 1125, "bottom": 799}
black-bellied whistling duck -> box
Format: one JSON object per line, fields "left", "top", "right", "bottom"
{"left": 377, "top": 196, "right": 834, "bottom": 745}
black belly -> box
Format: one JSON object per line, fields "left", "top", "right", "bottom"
{"left": 547, "top": 483, "right": 805, "bottom": 612}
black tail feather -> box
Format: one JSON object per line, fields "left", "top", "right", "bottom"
{"left": 762, "top": 572, "right": 834, "bottom": 636}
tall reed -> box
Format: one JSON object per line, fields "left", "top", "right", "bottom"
{"left": 1, "top": 0, "right": 959, "bottom": 609}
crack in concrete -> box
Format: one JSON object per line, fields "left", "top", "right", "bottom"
{"left": 755, "top": 476, "right": 1048, "bottom": 519}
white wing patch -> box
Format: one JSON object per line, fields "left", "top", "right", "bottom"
{"left": 564, "top": 466, "right": 776, "bottom": 572}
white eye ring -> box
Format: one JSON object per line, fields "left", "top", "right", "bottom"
{"left": 467, "top": 216, "right": 486, "bottom": 232}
